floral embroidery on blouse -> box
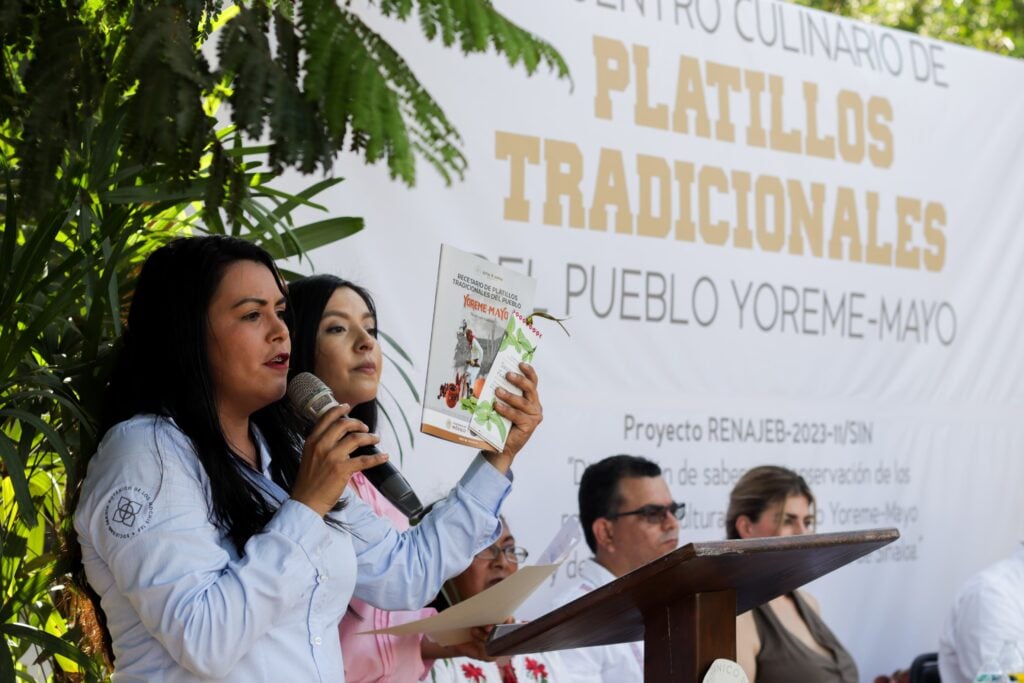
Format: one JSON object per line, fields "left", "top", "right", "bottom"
{"left": 461, "top": 662, "right": 487, "bottom": 682}
{"left": 525, "top": 656, "right": 549, "bottom": 682}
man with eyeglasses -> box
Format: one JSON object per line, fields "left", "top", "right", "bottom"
{"left": 555, "top": 455, "right": 683, "bottom": 682}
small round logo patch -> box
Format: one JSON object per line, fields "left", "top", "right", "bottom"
{"left": 104, "top": 486, "right": 154, "bottom": 540}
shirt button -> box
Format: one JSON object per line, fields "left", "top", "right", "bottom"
{"left": 317, "top": 572, "right": 328, "bottom": 584}
{"left": 312, "top": 636, "right": 322, "bottom": 646}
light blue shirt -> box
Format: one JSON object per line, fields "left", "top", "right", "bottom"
{"left": 75, "top": 415, "right": 510, "bottom": 682}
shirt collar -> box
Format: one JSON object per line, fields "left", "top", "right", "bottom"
{"left": 581, "top": 557, "right": 618, "bottom": 589}
{"left": 258, "top": 433, "right": 272, "bottom": 479}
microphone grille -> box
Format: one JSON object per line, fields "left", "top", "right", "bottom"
{"left": 287, "top": 372, "right": 336, "bottom": 420}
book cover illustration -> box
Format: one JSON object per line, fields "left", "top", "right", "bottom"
{"left": 468, "top": 310, "right": 542, "bottom": 451}
{"left": 420, "top": 245, "right": 536, "bottom": 450}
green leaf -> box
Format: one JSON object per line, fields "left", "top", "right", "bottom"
{"left": 473, "top": 400, "right": 492, "bottom": 422}
{"left": 491, "top": 412, "right": 506, "bottom": 442}
{"left": 99, "top": 183, "right": 209, "bottom": 204}
{"left": 0, "top": 409, "right": 74, "bottom": 477}
{"left": 379, "top": 330, "right": 414, "bottom": 365}
{"left": 1, "top": 623, "right": 91, "bottom": 667}
{"left": 0, "top": 561, "right": 53, "bottom": 622}
{"left": 0, "top": 636, "right": 15, "bottom": 683}
{"left": 261, "top": 177, "right": 343, "bottom": 219}
{"left": 378, "top": 0, "right": 571, "bottom": 80}
{"left": 376, "top": 402, "right": 407, "bottom": 465}
{"left": 258, "top": 217, "right": 364, "bottom": 260}
{"left": 0, "top": 435, "right": 36, "bottom": 525}
{"left": 379, "top": 381, "right": 415, "bottom": 450}
{"left": 277, "top": 265, "right": 307, "bottom": 281}
{"left": 0, "top": 171, "right": 18, "bottom": 286}
{"left": 382, "top": 351, "right": 421, "bottom": 404}
{"left": 46, "top": 602, "right": 82, "bottom": 673}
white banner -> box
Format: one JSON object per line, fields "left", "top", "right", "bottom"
{"left": 284, "top": 1, "right": 1024, "bottom": 678}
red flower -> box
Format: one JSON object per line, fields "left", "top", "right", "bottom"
{"left": 525, "top": 657, "right": 548, "bottom": 681}
{"left": 461, "top": 662, "right": 487, "bottom": 682}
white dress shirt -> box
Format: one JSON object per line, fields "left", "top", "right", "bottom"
{"left": 75, "top": 415, "right": 510, "bottom": 682}
{"left": 939, "top": 545, "right": 1024, "bottom": 683}
{"left": 552, "top": 558, "right": 644, "bottom": 683}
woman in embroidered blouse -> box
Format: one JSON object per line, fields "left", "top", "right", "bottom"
{"left": 428, "top": 519, "right": 568, "bottom": 683}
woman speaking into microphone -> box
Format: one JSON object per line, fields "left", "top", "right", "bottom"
{"left": 287, "top": 273, "right": 542, "bottom": 682}
{"left": 72, "top": 236, "right": 542, "bottom": 682}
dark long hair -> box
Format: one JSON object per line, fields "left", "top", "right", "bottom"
{"left": 287, "top": 274, "right": 380, "bottom": 438}
{"left": 89, "top": 236, "right": 306, "bottom": 548}
{"left": 67, "top": 236, "right": 313, "bottom": 665}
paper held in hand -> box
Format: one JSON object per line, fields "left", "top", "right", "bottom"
{"left": 420, "top": 244, "right": 537, "bottom": 450}
{"left": 363, "top": 519, "right": 580, "bottom": 646}
{"left": 365, "top": 563, "right": 559, "bottom": 646}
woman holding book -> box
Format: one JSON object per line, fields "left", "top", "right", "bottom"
{"left": 73, "top": 237, "right": 542, "bottom": 682}
{"left": 288, "top": 273, "right": 542, "bottom": 682}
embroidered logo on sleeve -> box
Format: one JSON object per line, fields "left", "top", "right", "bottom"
{"left": 104, "top": 486, "right": 155, "bottom": 539}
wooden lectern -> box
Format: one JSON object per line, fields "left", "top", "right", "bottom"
{"left": 488, "top": 528, "right": 899, "bottom": 683}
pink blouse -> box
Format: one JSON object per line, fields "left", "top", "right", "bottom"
{"left": 338, "top": 472, "right": 436, "bottom": 682}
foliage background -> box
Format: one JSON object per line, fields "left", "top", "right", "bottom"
{"left": 0, "top": 0, "right": 1019, "bottom": 680}
{"left": 801, "top": 0, "right": 1024, "bottom": 58}
{"left": 0, "top": 0, "right": 565, "bottom": 679}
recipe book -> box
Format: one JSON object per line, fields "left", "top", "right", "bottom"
{"left": 420, "top": 244, "right": 538, "bottom": 451}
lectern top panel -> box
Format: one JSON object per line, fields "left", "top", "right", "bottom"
{"left": 488, "top": 528, "right": 899, "bottom": 656}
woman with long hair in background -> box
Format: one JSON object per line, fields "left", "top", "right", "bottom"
{"left": 288, "top": 273, "right": 543, "bottom": 681}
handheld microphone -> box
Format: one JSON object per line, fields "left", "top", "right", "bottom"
{"left": 287, "top": 372, "right": 424, "bottom": 519}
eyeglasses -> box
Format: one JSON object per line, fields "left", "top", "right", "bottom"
{"left": 475, "top": 545, "right": 529, "bottom": 564}
{"left": 605, "top": 502, "right": 686, "bottom": 525}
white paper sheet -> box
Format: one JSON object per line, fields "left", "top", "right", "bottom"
{"left": 363, "top": 564, "right": 559, "bottom": 646}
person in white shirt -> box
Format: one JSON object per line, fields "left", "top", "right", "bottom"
{"left": 553, "top": 455, "right": 683, "bottom": 683}
{"left": 71, "top": 236, "right": 543, "bottom": 683}
{"left": 463, "top": 328, "right": 484, "bottom": 398}
{"left": 939, "top": 545, "right": 1024, "bottom": 683}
